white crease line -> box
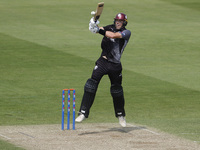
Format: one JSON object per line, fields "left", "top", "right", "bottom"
{"left": 127, "top": 123, "right": 160, "bottom": 135}
{"left": 143, "top": 129, "right": 160, "bottom": 135}
{"left": 0, "top": 133, "right": 11, "bottom": 140}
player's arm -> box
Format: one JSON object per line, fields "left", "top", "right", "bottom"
{"left": 98, "top": 27, "right": 122, "bottom": 39}
{"left": 105, "top": 31, "right": 122, "bottom": 39}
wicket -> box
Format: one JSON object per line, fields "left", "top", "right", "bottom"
{"left": 61, "top": 89, "right": 76, "bottom": 130}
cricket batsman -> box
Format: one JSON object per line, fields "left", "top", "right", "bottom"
{"left": 75, "top": 13, "right": 131, "bottom": 127}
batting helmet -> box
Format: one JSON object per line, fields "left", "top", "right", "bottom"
{"left": 114, "top": 13, "right": 128, "bottom": 26}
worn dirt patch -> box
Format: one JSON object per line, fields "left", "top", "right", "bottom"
{"left": 0, "top": 123, "right": 199, "bottom": 150}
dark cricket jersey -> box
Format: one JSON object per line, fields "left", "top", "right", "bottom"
{"left": 101, "top": 24, "right": 131, "bottom": 63}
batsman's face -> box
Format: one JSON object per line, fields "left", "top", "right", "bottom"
{"left": 115, "top": 19, "right": 123, "bottom": 29}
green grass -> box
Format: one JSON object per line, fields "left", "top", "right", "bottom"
{"left": 0, "top": 0, "right": 200, "bottom": 148}
{"left": 0, "top": 140, "right": 25, "bottom": 150}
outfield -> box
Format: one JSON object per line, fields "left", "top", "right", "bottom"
{"left": 0, "top": 0, "right": 200, "bottom": 149}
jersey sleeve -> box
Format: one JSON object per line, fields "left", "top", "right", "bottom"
{"left": 121, "top": 30, "right": 131, "bottom": 40}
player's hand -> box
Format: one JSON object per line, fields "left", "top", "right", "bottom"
{"left": 89, "top": 17, "right": 100, "bottom": 28}
{"left": 89, "top": 24, "right": 99, "bottom": 34}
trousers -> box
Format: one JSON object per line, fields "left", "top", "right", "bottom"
{"left": 79, "top": 57, "right": 125, "bottom": 117}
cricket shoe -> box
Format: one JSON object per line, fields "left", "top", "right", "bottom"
{"left": 75, "top": 113, "right": 86, "bottom": 122}
{"left": 118, "top": 116, "right": 126, "bottom": 127}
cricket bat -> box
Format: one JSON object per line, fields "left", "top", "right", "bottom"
{"left": 93, "top": 2, "right": 104, "bottom": 22}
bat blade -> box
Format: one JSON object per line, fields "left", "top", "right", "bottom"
{"left": 93, "top": 2, "right": 104, "bottom": 22}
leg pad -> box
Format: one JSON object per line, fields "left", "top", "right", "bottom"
{"left": 110, "top": 85, "right": 123, "bottom": 97}
{"left": 110, "top": 84, "right": 125, "bottom": 117}
{"left": 84, "top": 78, "right": 98, "bottom": 93}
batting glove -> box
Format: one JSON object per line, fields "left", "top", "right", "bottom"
{"left": 89, "top": 25, "right": 99, "bottom": 34}
{"left": 89, "top": 17, "right": 100, "bottom": 28}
